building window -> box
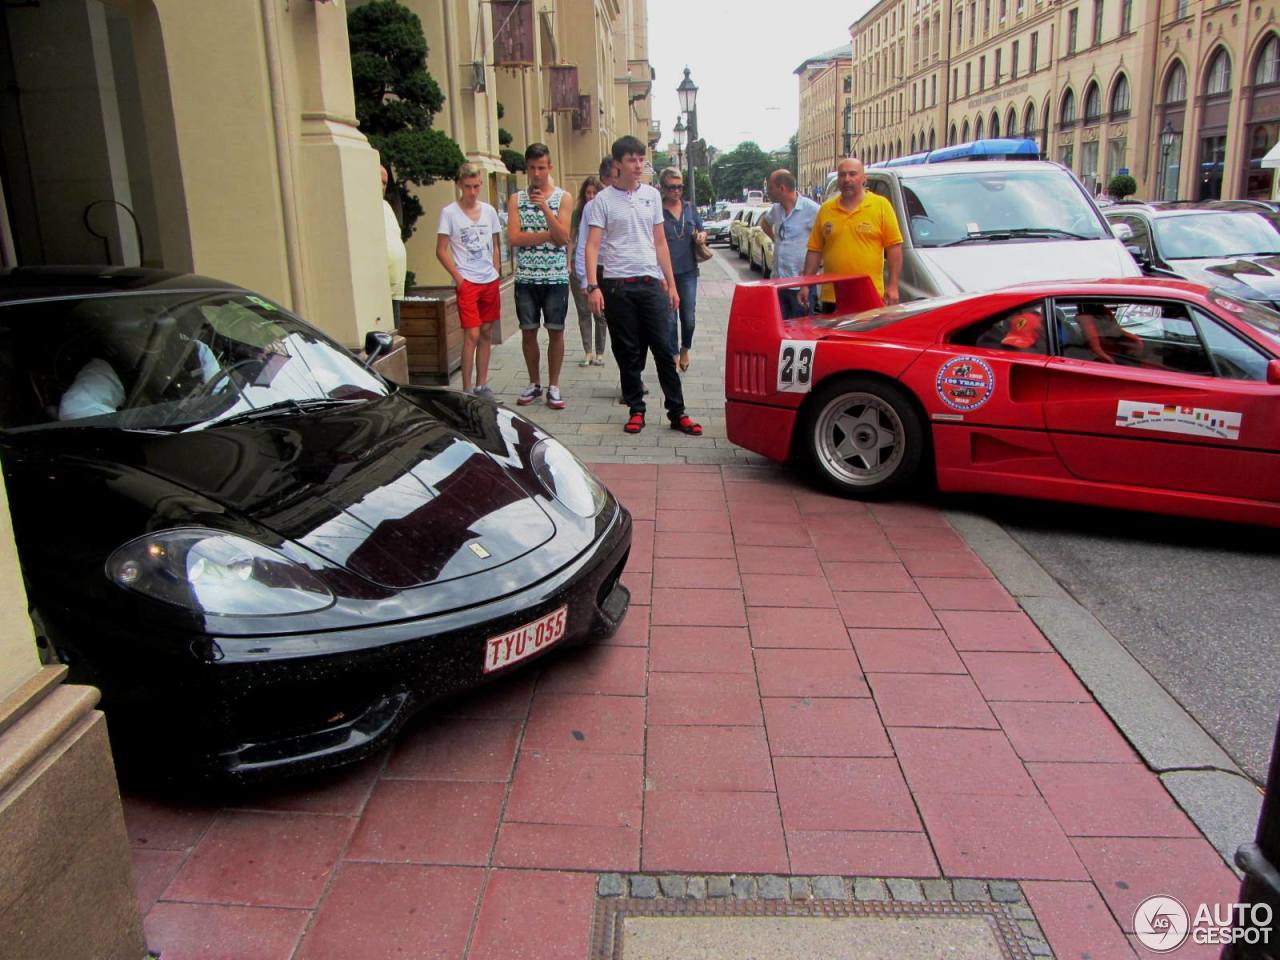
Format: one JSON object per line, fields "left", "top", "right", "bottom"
{"left": 1017, "top": 0, "right": 1025, "bottom": 13}
{"left": 985, "top": 0, "right": 992, "bottom": 33}
{"left": 1067, "top": 9, "right": 1078, "bottom": 54}
{"left": 1106, "top": 137, "right": 1127, "bottom": 181}
{"left": 1174, "top": 0, "right": 1189, "bottom": 18}
{"left": 1163, "top": 60, "right": 1186, "bottom": 103}
{"left": 1083, "top": 81, "right": 1101, "bottom": 122}
{"left": 1198, "top": 134, "right": 1226, "bottom": 199}
{"left": 995, "top": 49, "right": 1003, "bottom": 82}
{"left": 1012, "top": 40, "right": 1020, "bottom": 78}
{"left": 932, "top": 73, "right": 937, "bottom": 104}
{"left": 990, "top": 110, "right": 1000, "bottom": 136}
{"left": 1030, "top": 31, "right": 1039, "bottom": 71}
{"left": 1092, "top": 0, "right": 1103, "bottom": 46}
{"left": 953, "top": 66, "right": 959, "bottom": 97}
{"left": 1120, "top": 0, "right": 1133, "bottom": 33}
{"left": 963, "top": 118, "right": 971, "bottom": 140}
{"left": 1000, "top": 0, "right": 1008, "bottom": 19}
{"left": 979, "top": 55, "right": 986, "bottom": 91}
{"left": 955, "top": 11, "right": 963, "bottom": 46}
{"left": 949, "top": 123, "right": 958, "bottom": 144}
{"left": 970, "top": 1, "right": 977, "bottom": 43}
{"left": 1060, "top": 142, "right": 1074, "bottom": 170}
{"left": 1007, "top": 106, "right": 1018, "bottom": 135}
{"left": 930, "top": 127, "right": 937, "bottom": 149}
{"left": 1110, "top": 73, "right": 1130, "bottom": 117}
{"left": 1257, "top": 34, "right": 1280, "bottom": 85}
{"left": 1060, "top": 87, "right": 1077, "bottom": 126}
{"left": 965, "top": 62, "right": 972, "bottom": 96}
{"left": 1205, "top": 48, "right": 1231, "bottom": 96}
{"left": 1024, "top": 103, "right": 1037, "bottom": 137}
{"left": 976, "top": 115, "right": 985, "bottom": 137}
{"left": 1080, "top": 139, "right": 1099, "bottom": 192}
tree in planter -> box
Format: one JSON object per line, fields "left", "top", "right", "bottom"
{"left": 501, "top": 149, "right": 526, "bottom": 174}
{"left": 1107, "top": 173, "right": 1137, "bottom": 200}
{"left": 349, "top": 0, "right": 464, "bottom": 252}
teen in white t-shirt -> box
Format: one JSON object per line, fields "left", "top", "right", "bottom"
{"left": 436, "top": 164, "right": 503, "bottom": 395}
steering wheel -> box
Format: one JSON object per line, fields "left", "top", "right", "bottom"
{"left": 188, "top": 358, "right": 259, "bottom": 402}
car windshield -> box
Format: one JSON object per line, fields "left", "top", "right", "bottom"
{"left": 0, "top": 290, "right": 389, "bottom": 433}
{"left": 1156, "top": 213, "right": 1280, "bottom": 259}
{"left": 1209, "top": 291, "right": 1280, "bottom": 350}
{"left": 900, "top": 168, "right": 1110, "bottom": 247}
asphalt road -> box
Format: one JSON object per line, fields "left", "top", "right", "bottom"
{"left": 714, "top": 246, "right": 1280, "bottom": 785}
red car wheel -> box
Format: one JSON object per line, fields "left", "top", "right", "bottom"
{"left": 805, "top": 378, "right": 924, "bottom": 497}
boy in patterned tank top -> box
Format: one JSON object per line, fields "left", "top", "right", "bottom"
{"left": 506, "top": 143, "right": 573, "bottom": 409}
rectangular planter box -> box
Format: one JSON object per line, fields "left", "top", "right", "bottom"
{"left": 400, "top": 293, "right": 462, "bottom": 384}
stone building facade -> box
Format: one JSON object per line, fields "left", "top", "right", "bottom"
{"left": 796, "top": 47, "right": 854, "bottom": 196}
{"left": 837, "top": 0, "right": 1278, "bottom": 199}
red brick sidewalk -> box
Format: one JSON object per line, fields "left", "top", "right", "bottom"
{"left": 125, "top": 463, "right": 1238, "bottom": 960}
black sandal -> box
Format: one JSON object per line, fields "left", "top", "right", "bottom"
{"left": 669, "top": 415, "right": 702, "bottom": 436}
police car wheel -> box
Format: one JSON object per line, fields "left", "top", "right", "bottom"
{"left": 805, "top": 378, "right": 924, "bottom": 497}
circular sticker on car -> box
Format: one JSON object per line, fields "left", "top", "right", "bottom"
{"left": 936, "top": 356, "right": 996, "bottom": 411}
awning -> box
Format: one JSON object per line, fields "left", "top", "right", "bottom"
{"left": 1262, "top": 140, "right": 1280, "bottom": 169}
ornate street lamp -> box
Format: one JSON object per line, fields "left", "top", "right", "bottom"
{"left": 1159, "top": 122, "right": 1177, "bottom": 201}
{"left": 672, "top": 116, "right": 686, "bottom": 177}
{"left": 676, "top": 67, "right": 699, "bottom": 206}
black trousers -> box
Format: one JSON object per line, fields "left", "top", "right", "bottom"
{"left": 602, "top": 278, "right": 685, "bottom": 420}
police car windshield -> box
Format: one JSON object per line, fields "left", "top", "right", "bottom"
{"left": 901, "top": 169, "right": 1109, "bottom": 248}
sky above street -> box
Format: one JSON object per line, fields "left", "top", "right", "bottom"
{"left": 647, "top": 0, "right": 871, "bottom": 155}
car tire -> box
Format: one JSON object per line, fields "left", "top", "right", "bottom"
{"left": 804, "top": 378, "right": 925, "bottom": 498}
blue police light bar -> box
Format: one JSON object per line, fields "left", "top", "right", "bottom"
{"left": 925, "top": 138, "right": 1041, "bottom": 163}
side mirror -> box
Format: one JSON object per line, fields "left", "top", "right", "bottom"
{"left": 1125, "top": 244, "right": 1152, "bottom": 270}
{"left": 1111, "top": 221, "right": 1134, "bottom": 241}
{"left": 1267, "top": 359, "right": 1280, "bottom": 386}
{"left": 363, "top": 330, "right": 395, "bottom": 368}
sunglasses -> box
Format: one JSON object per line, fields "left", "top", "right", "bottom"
{"left": 663, "top": 183, "right": 684, "bottom": 189}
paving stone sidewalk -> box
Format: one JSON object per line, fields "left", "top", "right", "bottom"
{"left": 125, "top": 264, "right": 1239, "bottom": 959}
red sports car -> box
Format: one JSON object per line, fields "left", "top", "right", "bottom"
{"left": 725, "top": 275, "right": 1280, "bottom": 527}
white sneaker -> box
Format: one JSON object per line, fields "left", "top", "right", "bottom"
{"left": 517, "top": 384, "right": 542, "bottom": 405}
{"left": 546, "top": 386, "right": 566, "bottom": 410}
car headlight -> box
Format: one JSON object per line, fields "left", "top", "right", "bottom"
{"left": 107, "top": 528, "right": 334, "bottom": 616}
{"left": 530, "top": 438, "right": 607, "bottom": 518}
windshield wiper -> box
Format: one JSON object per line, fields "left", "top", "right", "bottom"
{"left": 941, "top": 227, "right": 1094, "bottom": 246}
{"left": 213, "top": 397, "right": 362, "bottom": 427}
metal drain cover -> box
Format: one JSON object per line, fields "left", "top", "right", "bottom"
{"left": 592, "top": 900, "right": 1035, "bottom": 960}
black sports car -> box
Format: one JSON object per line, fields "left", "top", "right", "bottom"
{"left": 0, "top": 268, "right": 631, "bottom": 781}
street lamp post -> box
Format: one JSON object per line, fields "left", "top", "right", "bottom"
{"left": 1159, "top": 122, "right": 1177, "bottom": 201}
{"left": 672, "top": 116, "right": 686, "bottom": 183}
{"left": 676, "top": 66, "right": 699, "bottom": 207}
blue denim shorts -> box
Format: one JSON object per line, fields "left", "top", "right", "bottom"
{"left": 515, "top": 283, "right": 569, "bottom": 331}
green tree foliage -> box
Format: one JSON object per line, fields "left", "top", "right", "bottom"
{"left": 651, "top": 150, "right": 673, "bottom": 174}
{"left": 1107, "top": 173, "right": 1137, "bottom": 199}
{"left": 501, "top": 149, "right": 526, "bottom": 174}
{"left": 787, "top": 133, "right": 798, "bottom": 176}
{"left": 710, "top": 141, "right": 773, "bottom": 200}
{"left": 693, "top": 170, "right": 713, "bottom": 204}
{"left": 349, "top": 0, "right": 465, "bottom": 238}
{"left": 498, "top": 127, "right": 514, "bottom": 147}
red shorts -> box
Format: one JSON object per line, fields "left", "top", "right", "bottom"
{"left": 458, "top": 279, "right": 501, "bottom": 329}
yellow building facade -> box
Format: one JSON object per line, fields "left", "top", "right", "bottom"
{"left": 0, "top": 1, "right": 651, "bottom": 952}
{"left": 843, "top": 0, "right": 1280, "bottom": 200}
{"left": 796, "top": 48, "right": 854, "bottom": 196}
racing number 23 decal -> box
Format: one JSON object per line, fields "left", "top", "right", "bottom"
{"left": 777, "top": 340, "right": 818, "bottom": 393}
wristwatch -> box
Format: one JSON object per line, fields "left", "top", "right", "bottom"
{"left": 586, "top": 284, "right": 599, "bottom": 292}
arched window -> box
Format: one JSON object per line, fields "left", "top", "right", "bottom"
{"left": 1007, "top": 107, "right": 1018, "bottom": 137}
{"left": 962, "top": 118, "right": 971, "bottom": 141}
{"left": 1083, "top": 81, "right": 1101, "bottom": 122}
{"left": 1256, "top": 34, "right": 1280, "bottom": 86}
{"left": 1163, "top": 61, "right": 1187, "bottom": 103}
{"left": 1205, "top": 48, "right": 1231, "bottom": 95}
{"left": 990, "top": 110, "right": 1000, "bottom": 137}
{"left": 896, "top": 138, "right": 902, "bottom": 156}
{"left": 929, "top": 127, "right": 936, "bottom": 150}
{"left": 1110, "top": 73, "right": 1131, "bottom": 116}
{"left": 949, "top": 123, "right": 958, "bottom": 145}
{"left": 975, "top": 115, "right": 985, "bottom": 138}
{"left": 1023, "top": 102, "right": 1037, "bottom": 137}
{"left": 1060, "top": 87, "right": 1077, "bottom": 126}
{"left": 911, "top": 132, "right": 917, "bottom": 153}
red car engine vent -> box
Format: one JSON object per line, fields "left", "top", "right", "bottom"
{"left": 730, "top": 352, "right": 769, "bottom": 396}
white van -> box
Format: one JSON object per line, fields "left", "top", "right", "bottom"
{"left": 745, "top": 189, "right": 765, "bottom": 205}
{"left": 826, "top": 161, "right": 1140, "bottom": 300}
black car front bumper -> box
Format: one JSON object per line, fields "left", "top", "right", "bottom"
{"left": 79, "top": 505, "right": 632, "bottom": 782}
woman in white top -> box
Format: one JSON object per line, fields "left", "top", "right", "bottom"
{"left": 435, "top": 162, "right": 503, "bottom": 395}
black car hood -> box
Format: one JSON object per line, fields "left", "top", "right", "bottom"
{"left": 1172, "top": 256, "right": 1280, "bottom": 301}
{"left": 35, "top": 395, "right": 556, "bottom": 590}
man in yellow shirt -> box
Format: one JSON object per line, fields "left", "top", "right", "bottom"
{"left": 799, "top": 157, "right": 903, "bottom": 310}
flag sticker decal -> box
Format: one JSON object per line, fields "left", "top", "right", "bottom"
{"left": 1114, "top": 400, "right": 1242, "bottom": 440}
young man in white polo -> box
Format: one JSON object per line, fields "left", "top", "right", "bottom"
{"left": 507, "top": 142, "right": 573, "bottom": 409}
{"left": 584, "top": 136, "right": 702, "bottom": 437}
{"left": 435, "top": 162, "right": 502, "bottom": 396}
